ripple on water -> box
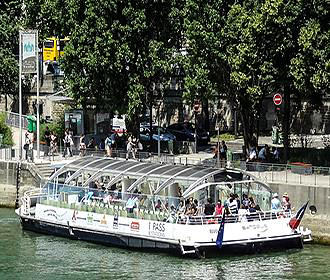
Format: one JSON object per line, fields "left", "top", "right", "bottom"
{"left": 0, "top": 208, "right": 330, "bottom": 280}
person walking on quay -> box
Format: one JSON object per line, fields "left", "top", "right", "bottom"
{"left": 220, "top": 140, "right": 227, "bottom": 161}
{"left": 105, "top": 133, "right": 114, "bottom": 157}
{"left": 44, "top": 126, "right": 51, "bottom": 157}
{"left": 126, "top": 135, "right": 136, "bottom": 160}
{"left": 49, "top": 131, "right": 57, "bottom": 160}
{"left": 24, "top": 132, "right": 33, "bottom": 162}
{"left": 63, "top": 129, "right": 73, "bottom": 157}
{"left": 79, "top": 134, "right": 86, "bottom": 157}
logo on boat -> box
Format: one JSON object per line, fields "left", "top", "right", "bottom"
{"left": 87, "top": 213, "right": 93, "bottom": 224}
{"left": 241, "top": 223, "right": 268, "bottom": 232}
{"left": 72, "top": 210, "right": 78, "bottom": 222}
{"left": 100, "top": 214, "right": 107, "bottom": 225}
{"left": 130, "top": 221, "right": 140, "bottom": 231}
{"left": 148, "top": 222, "right": 165, "bottom": 238}
{"left": 43, "top": 208, "right": 66, "bottom": 221}
{"left": 113, "top": 213, "right": 118, "bottom": 229}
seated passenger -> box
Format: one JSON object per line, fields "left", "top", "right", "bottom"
{"left": 204, "top": 198, "right": 215, "bottom": 216}
{"left": 177, "top": 201, "right": 185, "bottom": 215}
{"left": 166, "top": 205, "right": 177, "bottom": 223}
{"left": 155, "top": 199, "right": 162, "bottom": 210}
{"left": 228, "top": 197, "right": 238, "bottom": 215}
{"left": 126, "top": 196, "right": 137, "bottom": 213}
{"left": 214, "top": 200, "right": 224, "bottom": 216}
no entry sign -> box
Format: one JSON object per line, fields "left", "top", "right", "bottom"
{"left": 273, "top": 93, "right": 282, "bottom": 106}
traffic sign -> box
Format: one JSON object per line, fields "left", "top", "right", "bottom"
{"left": 273, "top": 93, "right": 282, "bottom": 106}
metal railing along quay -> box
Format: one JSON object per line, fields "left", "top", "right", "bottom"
{"left": 1, "top": 146, "right": 330, "bottom": 187}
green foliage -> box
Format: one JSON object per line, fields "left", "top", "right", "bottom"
{"left": 0, "top": 113, "right": 13, "bottom": 146}
{"left": 0, "top": 1, "right": 22, "bottom": 103}
{"left": 210, "top": 133, "right": 236, "bottom": 143}
{"left": 40, "top": 114, "right": 65, "bottom": 143}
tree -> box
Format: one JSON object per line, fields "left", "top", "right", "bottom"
{"left": 0, "top": 0, "right": 22, "bottom": 111}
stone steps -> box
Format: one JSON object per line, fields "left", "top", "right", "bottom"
{"left": 34, "top": 162, "right": 55, "bottom": 179}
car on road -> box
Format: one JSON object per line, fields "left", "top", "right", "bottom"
{"left": 166, "top": 122, "right": 209, "bottom": 145}
{"left": 140, "top": 125, "right": 176, "bottom": 142}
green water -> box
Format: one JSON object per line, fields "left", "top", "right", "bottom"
{"left": 0, "top": 208, "right": 329, "bottom": 280}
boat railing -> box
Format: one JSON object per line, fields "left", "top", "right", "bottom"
{"left": 23, "top": 193, "right": 292, "bottom": 226}
{"left": 181, "top": 210, "right": 293, "bottom": 225}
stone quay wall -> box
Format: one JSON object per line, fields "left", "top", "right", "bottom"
{"left": 0, "top": 161, "right": 40, "bottom": 207}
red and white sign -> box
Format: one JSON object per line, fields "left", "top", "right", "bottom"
{"left": 273, "top": 93, "right": 282, "bottom": 106}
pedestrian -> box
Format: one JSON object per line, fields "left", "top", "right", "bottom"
{"left": 24, "top": 132, "right": 33, "bottom": 162}
{"left": 63, "top": 129, "right": 73, "bottom": 157}
{"left": 105, "top": 133, "right": 113, "bottom": 157}
{"left": 220, "top": 140, "right": 227, "bottom": 161}
{"left": 126, "top": 135, "right": 136, "bottom": 160}
{"left": 50, "top": 132, "right": 57, "bottom": 159}
{"left": 44, "top": 126, "right": 51, "bottom": 157}
{"left": 79, "top": 134, "right": 86, "bottom": 157}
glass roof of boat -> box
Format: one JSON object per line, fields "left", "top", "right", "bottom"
{"left": 50, "top": 156, "right": 272, "bottom": 195}
{"left": 56, "top": 157, "right": 222, "bottom": 180}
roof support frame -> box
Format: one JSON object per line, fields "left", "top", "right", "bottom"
{"left": 182, "top": 169, "right": 225, "bottom": 197}
{"left": 153, "top": 166, "right": 197, "bottom": 195}
{"left": 82, "top": 160, "right": 131, "bottom": 187}
{"left": 126, "top": 165, "right": 171, "bottom": 192}
{"left": 105, "top": 162, "right": 150, "bottom": 189}
{"left": 64, "top": 158, "right": 108, "bottom": 184}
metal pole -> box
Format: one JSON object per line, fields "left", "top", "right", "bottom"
{"left": 217, "top": 127, "right": 220, "bottom": 167}
{"left": 19, "top": 31, "right": 22, "bottom": 160}
{"left": 195, "top": 112, "right": 197, "bottom": 153}
{"left": 37, "top": 30, "right": 40, "bottom": 159}
{"left": 158, "top": 126, "right": 160, "bottom": 159}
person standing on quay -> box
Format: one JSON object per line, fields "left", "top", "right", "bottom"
{"left": 44, "top": 126, "right": 51, "bottom": 157}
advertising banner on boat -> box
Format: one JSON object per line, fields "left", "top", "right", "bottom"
{"left": 35, "top": 204, "right": 293, "bottom": 245}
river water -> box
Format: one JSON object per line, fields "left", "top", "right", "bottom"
{"left": 0, "top": 208, "right": 329, "bottom": 280}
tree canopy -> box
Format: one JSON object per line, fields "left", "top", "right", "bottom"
{"left": 1, "top": 0, "right": 329, "bottom": 155}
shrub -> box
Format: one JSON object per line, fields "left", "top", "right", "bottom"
{"left": 0, "top": 112, "right": 13, "bottom": 146}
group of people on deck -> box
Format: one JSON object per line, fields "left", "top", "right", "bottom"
{"left": 203, "top": 193, "right": 261, "bottom": 217}
{"left": 271, "top": 192, "right": 292, "bottom": 212}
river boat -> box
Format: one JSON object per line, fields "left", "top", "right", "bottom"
{"left": 16, "top": 156, "right": 312, "bottom": 257}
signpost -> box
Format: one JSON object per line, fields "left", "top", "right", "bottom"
{"left": 19, "top": 30, "right": 39, "bottom": 160}
{"left": 273, "top": 93, "right": 282, "bottom": 106}
{"left": 193, "top": 101, "right": 200, "bottom": 153}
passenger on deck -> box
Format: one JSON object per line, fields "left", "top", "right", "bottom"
{"left": 204, "top": 198, "right": 215, "bottom": 216}
{"left": 282, "top": 193, "right": 291, "bottom": 211}
{"left": 248, "top": 196, "right": 255, "bottom": 208}
{"left": 177, "top": 201, "right": 185, "bottom": 216}
{"left": 166, "top": 205, "right": 177, "bottom": 223}
{"left": 155, "top": 199, "right": 162, "bottom": 210}
{"left": 214, "top": 200, "right": 224, "bottom": 216}
{"left": 234, "top": 194, "right": 241, "bottom": 210}
{"left": 194, "top": 199, "right": 203, "bottom": 215}
{"left": 242, "top": 193, "right": 249, "bottom": 208}
{"left": 228, "top": 197, "right": 238, "bottom": 215}
{"left": 271, "top": 193, "right": 281, "bottom": 211}
{"left": 126, "top": 196, "right": 137, "bottom": 213}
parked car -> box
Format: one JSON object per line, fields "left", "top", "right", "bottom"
{"left": 166, "top": 122, "right": 209, "bottom": 145}
{"left": 140, "top": 125, "right": 176, "bottom": 142}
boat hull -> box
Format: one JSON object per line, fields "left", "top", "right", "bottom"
{"left": 19, "top": 215, "right": 303, "bottom": 258}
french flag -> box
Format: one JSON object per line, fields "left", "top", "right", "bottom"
{"left": 289, "top": 201, "right": 309, "bottom": 230}
{"left": 216, "top": 211, "right": 226, "bottom": 249}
